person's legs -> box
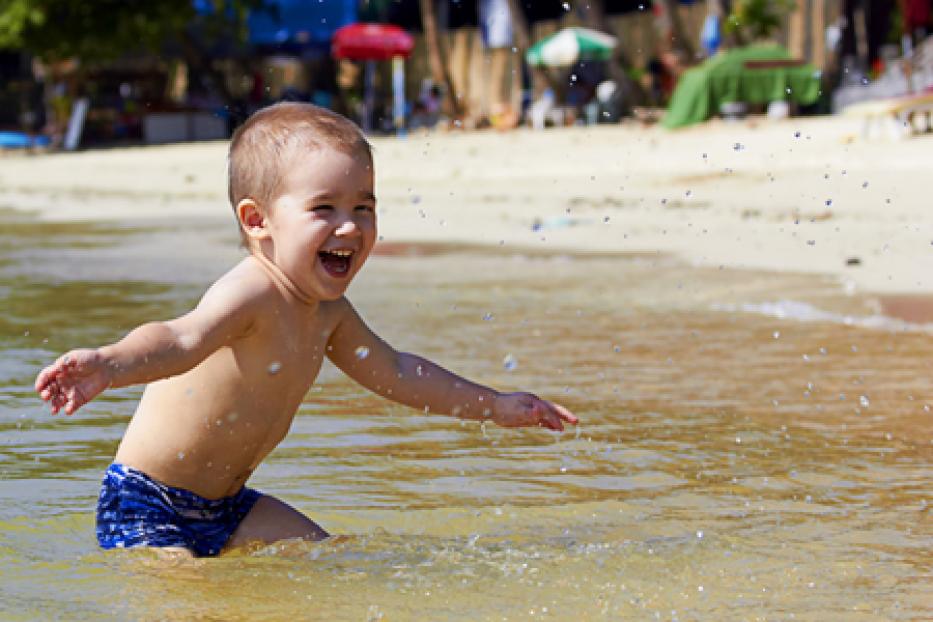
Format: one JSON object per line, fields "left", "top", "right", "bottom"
{"left": 224, "top": 494, "right": 328, "bottom": 551}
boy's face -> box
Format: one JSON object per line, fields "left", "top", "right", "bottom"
{"left": 261, "top": 145, "right": 376, "bottom": 302}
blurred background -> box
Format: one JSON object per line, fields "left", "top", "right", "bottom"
{"left": 0, "top": 0, "right": 930, "bottom": 148}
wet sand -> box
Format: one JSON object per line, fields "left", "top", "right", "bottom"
{"left": 0, "top": 115, "right": 930, "bottom": 298}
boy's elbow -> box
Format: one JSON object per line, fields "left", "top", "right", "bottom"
{"left": 163, "top": 323, "right": 204, "bottom": 360}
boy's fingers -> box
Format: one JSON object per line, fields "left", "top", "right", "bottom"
{"left": 551, "top": 403, "right": 578, "bottom": 425}
{"left": 537, "top": 407, "right": 563, "bottom": 431}
{"left": 35, "top": 366, "right": 56, "bottom": 391}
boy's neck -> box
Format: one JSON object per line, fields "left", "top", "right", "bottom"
{"left": 250, "top": 249, "right": 320, "bottom": 308}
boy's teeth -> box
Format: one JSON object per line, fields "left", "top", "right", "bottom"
{"left": 324, "top": 250, "right": 353, "bottom": 257}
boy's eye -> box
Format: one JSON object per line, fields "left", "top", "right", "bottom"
{"left": 311, "top": 205, "right": 334, "bottom": 213}
{"left": 355, "top": 205, "right": 375, "bottom": 214}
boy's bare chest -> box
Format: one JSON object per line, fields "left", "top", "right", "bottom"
{"left": 239, "top": 304, "right": 338, "bottom": 391}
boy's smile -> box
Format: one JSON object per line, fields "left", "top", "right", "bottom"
{"left": 248, "top": 145, "right": 376, "bottom": 302}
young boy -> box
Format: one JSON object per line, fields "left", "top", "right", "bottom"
{"left": 35, "top": 102, "right": 578, "bottom": 558}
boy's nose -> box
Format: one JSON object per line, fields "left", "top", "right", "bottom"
{"left": 335, "top": 219, "right": 361, "bottom": 237}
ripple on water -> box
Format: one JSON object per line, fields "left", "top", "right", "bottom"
{"left": 0, "top": 229, "right": 930, "bottom": 619}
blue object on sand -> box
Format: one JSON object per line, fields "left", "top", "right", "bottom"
{"left": 0, "top": 131, "right": 51, "bottom": 149}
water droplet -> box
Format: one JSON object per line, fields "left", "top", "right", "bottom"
{"left": 603, "top": 216, "right": 610, "bottom": 223}
{"left": 859, "top": 395, "right": 870, "bottom": 408}
{"left": 773, "top": 331, "right": 781, "bottom": 339}
{"left": 733, "top": 142, "right": 744, "bottom": 151}
{"left": 735, "top": 436, "right": 742, "bottom": 444}
{"left": 613, "top": 345, "right": 621, "bottom": 353}
{"left": 355, "top": 346, "right": 370, "bottom": 360}
{"left": 502, "top": 354, "right": 517, "bottom": 371}
{"left": 794, "top": 131, "right": 801, "bottom": 138}
{"left": 862, "top": 181, "right": 869, "bottom": 188}
{"left": 825, "top": 199, "right": 832, "bottom": 206}
{"left": 562, "top": 1, "right": 570, "bottom": 9}
{"left": 786, "top": 87, "right": 792, "bottom": 94}
{"left": 177, "top": 451, "right": 185, "bottom": 460}
{"left": 696, "top": 530, "right": 704, "bottom": 539}
{"left": 483, "top": 312, "right": 494, "bottom": 321}
{"left": 267, "top": 361, "right": 281, "bottom": 375}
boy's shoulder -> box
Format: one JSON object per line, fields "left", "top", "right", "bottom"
{"left": 200, "top": 257, "right": 281, "bottom": 310}
{"left": 214, "top": 256, "right": 278, "bottom": 292}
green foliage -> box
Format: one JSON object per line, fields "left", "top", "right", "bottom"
{"left": 724, "top": 0, "right": 797, "bottom": 42}
{"left": 0, "top": 0, "right": 260, "bottom": 62}
{"left": 0, "top": 0, "right": 44, "bottom": 48}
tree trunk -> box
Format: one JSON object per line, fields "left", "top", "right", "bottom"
{"left": 788, "top": 0, "right": 806, "bottom": 59}
{"left": 579, "top": 0, "right": 647, "bottom": 112}
{"left": 505, "top": 0, "right": 559, "bottom": 94}
{"left": 811, "top": 0, "right": 826, "bottom": 70}
{"left": 657, "top": 0, "right": 696, "bottom": 59}
{"left": 418, "top": 0, "right": 462, "bottom": 118}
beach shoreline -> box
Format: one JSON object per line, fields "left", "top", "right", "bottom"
{"left": 1, "top": 115, "right": 930, "bottom": 300}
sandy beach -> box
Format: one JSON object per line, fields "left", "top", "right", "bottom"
{"left": 1, "top": 115, "right": 930, "bottom": 297}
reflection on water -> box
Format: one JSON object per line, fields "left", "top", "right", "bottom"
{"left": 0, "top": 218, "right": 930, "bottom": 620}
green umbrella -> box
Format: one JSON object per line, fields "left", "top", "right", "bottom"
{"left": 526, "top": 27, "right": 617, "bottom": 68}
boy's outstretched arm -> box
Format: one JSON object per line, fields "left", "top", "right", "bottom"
{"left": 35, "top": 276, "right": 260, "bottom": 415}
{"left": 326, "top": 300, "right": 578, "bottom": 431}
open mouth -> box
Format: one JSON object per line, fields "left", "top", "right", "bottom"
{"left": 318, "top": 249, "right": 354, "bottom": 277}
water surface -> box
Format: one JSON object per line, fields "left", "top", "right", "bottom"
{"left": 1, "top": 216, "right": 930, "bottom": 620}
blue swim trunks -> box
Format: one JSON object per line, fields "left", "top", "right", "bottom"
{"left": 96, "top": 463, "right": 262, "bottom": 557}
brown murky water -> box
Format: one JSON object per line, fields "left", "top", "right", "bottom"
{"left": 0, "top": 216, "right": 930, "bottom": 620}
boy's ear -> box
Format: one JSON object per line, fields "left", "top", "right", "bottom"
{"left": 236, "top": 199, "right": 270, "bottom": 241}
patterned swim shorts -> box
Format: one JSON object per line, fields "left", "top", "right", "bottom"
{"left": 96, "top": 463, "right": 262, "bottom": 557}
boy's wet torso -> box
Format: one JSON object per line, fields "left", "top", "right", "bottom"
{"left": 114, "top": 256, "right": 344, "bottom": 500}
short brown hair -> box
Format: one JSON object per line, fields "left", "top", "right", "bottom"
{"left": 227, "top": 102, "right": 372, "bottom": 215}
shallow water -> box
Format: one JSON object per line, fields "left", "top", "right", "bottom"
{"left": 0, "top": 217, "right": 930, "bottom": 620}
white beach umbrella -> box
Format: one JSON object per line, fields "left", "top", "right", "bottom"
{"left": 525, "top": 27, "right": 618, "bottom": 67}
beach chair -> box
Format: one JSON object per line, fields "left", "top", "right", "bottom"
{"left": 843, "top": 90, "right": 933, "bottom": 140}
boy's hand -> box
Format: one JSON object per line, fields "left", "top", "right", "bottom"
{"left": 35, "top": 349, "right": 112, "bottom": 415}
{"left": 491, "top": 392, "right": 578, "bottom": 432}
